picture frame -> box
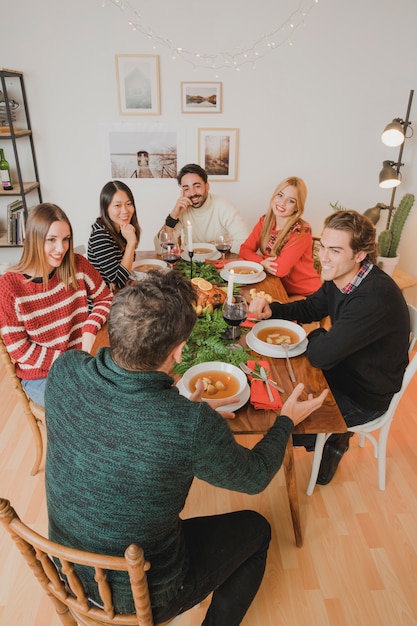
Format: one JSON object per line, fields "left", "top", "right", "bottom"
{"left": 115, "top": 54, "right": 161, "bottom": 115}
{"left": 101, "top": 124, "right": 185, "bottom": 180}
{"left": 198, "top": 128, "right": 239, "bottom": 181}
{"left": 181, "top": 82, "right": 222, "bottom": 113}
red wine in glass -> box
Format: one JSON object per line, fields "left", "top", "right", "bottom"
{"left": 216, "top": 243, "right": 232, "bottom": 255}
{"left": 162, "top": 245, "right": 180, "bottom": 266}
{"left": 215, "top": 233, "right": 232, "bottom": 260}
{"left": 222, "top": 296, "right": 248, "bottom": 341}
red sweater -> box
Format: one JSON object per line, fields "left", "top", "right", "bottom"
{"left": 0, "top": 254, "right": 113, "bottom": 380}
{"left": 239, "top": 216, "right": 321, "bottom": 297}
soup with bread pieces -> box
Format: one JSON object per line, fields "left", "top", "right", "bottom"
{"left": 256, "top": 326, "right": 300, "bottom": 346}
{"left": 135, "top": 263, "right": 164, "bottom": 272}
{"left": 232, "top": 266, "right": 259, "bottom": 275}
{"left": 189, "top": 371, "right": 240, "bottom": 399}
{"left": 194, "top": 247, "right": 214, "bottom": 255}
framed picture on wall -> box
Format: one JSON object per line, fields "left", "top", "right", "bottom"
{"left": 105, "top": 126, "right": 181, "bottom": 179}
{"left": 198, "top": 128, "right": 239, "bottom": 181}
{"left": 115, "top": 54, "right": 161, "bottom": 115}
{"left": 181, "top": 82, "right": 222, "bottom": 113}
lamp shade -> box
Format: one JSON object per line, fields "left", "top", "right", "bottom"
{"left": 381, "top": 119, "right": 405, "bottom": 147}
{"left": 363, "top": 205, "right": 382, "bottom": 225}
{"left": 379, "top": 161, "right": 401, "bottom": 189}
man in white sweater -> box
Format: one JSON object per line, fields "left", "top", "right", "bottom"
{"left": 155, "top": 163, "right": 249, "bottom": 254}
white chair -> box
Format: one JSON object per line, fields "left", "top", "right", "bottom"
{"left": 307, "top": 303, "right": 417, "bottom": 494}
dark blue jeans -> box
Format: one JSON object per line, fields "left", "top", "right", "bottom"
{"left": 152, "top": 510, "right": 271, "bottom": 626}
{"left": 292, "top": 385, "right": 385, "bottom": 450}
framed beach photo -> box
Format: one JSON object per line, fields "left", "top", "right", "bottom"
{"left": 115, "top": 54, "right": 161, "bottom": 115}
{"left": 198, "top": 128, "right": 239, "bottom": 181}
{"left": 181, "top": 82, "right": 222, "bottom": 113}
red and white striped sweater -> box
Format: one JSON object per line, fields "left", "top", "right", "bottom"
{"left": 0, "top": 253, "right": 113, "bottom": 380}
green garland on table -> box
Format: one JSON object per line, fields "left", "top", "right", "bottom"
{"left": 173, "top": 307, "right": 250, "bottom": 376}
{"left": 174, "top": 258, "right": 239, "bottom": 293}
{"left": 174, "top": 258, "right": 226, "bottom": 283}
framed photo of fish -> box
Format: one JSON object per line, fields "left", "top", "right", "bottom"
{"left": 181, "top": 82, "right": 222, "bottom": 114}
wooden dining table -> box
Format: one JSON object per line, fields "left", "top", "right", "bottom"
{"left": 234, "top": 274, "right": 345, "bottom": 547}
{"left": 93, "top": 252, "right": 345, "bottom": 548}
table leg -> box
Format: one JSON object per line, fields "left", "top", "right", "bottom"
{"left": 283, "top": 437, "right": 303, "bottom": 547}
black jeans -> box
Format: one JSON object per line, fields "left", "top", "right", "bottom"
{"left": 152, "top": 510, "right": 271, "bottom": 626}
{"left": 292, "top": 385, "right": 385, "bottom": 450}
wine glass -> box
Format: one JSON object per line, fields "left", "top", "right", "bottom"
{"left": 159, "top": 227, "right": 176, "bottom": 252}
{"left": 222, "top": 295, "right": 248, "bottom": 343}
{"left": 161, "top": 241, "right": 181, "bottom": 267}
{"left": 215, "top": 232, "right": 233, "bottom": 260}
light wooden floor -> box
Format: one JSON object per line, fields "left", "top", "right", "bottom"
{"left": 1, "top": 356, "right": 417, "bottom": 626}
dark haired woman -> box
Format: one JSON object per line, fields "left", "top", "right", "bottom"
{"left": 88, "top": 180, "right": 141, "bottom": 289}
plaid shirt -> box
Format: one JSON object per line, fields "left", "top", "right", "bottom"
{"left": 341, "top": 261, "right": 373, "bottom": 294}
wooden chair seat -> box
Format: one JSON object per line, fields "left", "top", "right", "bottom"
{"left": 0, "top": 333, "right": 45, "bottom": 475}
{"left": 0, "top": 497, "right": 179, "bottom": 625}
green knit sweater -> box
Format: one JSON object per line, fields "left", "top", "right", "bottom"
{"left": 45, "top": 348, "right": 293, "bottom": 612}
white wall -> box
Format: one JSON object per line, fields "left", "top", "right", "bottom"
{"left": 1, "top": 0, "right": 416, "bottom": 300}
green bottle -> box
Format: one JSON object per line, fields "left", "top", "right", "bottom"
{"left": 0, "top": 148, "right": 13, "bottom": 190}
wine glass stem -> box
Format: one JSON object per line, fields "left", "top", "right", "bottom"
{"left": 231, "top": 326, "right": 237, "bottom": 341}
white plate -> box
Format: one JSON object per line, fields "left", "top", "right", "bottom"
{"left": 132, "top": 258, "right": 169, "bottom": 280}
{"left": 133, "top": 258, "right": 167, "bottom": 271}
{"left": 176, "top": 378, "right": 251, "bottom": 412}
{"left": 246, "top": 330, "right": 308, "bottom": 358}
{"left": 181, "top": 250, "right": 222, "bottom": 262}
{"left": 250, "top": 319, "right": 306, "bottom": 351}
{"left": 220, "top": 269, "right": 266, "bottom": 285}
{"left": 223, "top": 260, "right": 264, "bottom": 275}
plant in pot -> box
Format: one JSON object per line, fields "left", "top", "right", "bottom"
{"left": 377, "top": 193, "right": 415, "bottom": 276}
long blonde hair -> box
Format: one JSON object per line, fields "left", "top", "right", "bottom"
{"left": 259, "top": 176, "right": 308, "bottom": 256}
{"left": 10, "top": 203, "right": 79, "bottom": 290}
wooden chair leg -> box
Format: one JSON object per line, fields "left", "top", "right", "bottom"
{"left": 24, "top": 408, "right": 44, "bottom": 475}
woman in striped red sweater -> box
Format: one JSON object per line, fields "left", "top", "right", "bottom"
{"left": 0, "top": 203, "right": 113, "bottom": 406}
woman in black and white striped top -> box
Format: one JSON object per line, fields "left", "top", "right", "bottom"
{"left": 88, "top": 180, "right": 141, "bottom": 289}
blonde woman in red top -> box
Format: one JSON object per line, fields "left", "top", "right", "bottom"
{"left": 240, "top": 176, "right": 321, "bottom": 297}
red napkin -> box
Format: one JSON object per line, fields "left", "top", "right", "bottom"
{"left": 204, "top": 257, "right": 248, "bottom": 269}
{"left": 204, "top": 258, "right": 226, "bottom": 269}
{"left": 247, "top": 359, "right": 283, "bottom": 410}
{"left": 241, "top": 319, "right": 256, "bottom": 329}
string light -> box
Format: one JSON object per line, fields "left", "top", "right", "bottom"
{"left": 105, "top": 0, "right": 319, "bottom": 71}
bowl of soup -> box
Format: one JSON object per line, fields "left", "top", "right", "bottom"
{"left": 251, "top": 320, "right": 306, "bottom": 351}
{"left": 133, "top": 258, "right": 168, "bottom": 280}
{"left": 181, "top": 361, "right": 247, "bottom": 403}
{"left": 192, "top": 243, "right": 218, "bottom": 261}
{"left": 223, "top": 260, "right": 263, "bottom": 283}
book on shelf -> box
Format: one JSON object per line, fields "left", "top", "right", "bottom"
{"left": 7, "top": 199, "right": 26, "bottom": 245}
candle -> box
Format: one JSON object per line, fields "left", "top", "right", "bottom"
{"left": 227, "top": 269, "right": 235, "bottom": 304}
{"left": 187, "top": 221, "right": 193, "bottom": 252}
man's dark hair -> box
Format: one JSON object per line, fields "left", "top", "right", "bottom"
{"left": 177, "top": 163, "right": 208, "bottom": 185}
{"left": 109, "top": 271, "right": 197, "bottom": 371}
{"left": 324, "top": 210, "right": 377, "bottom": 264}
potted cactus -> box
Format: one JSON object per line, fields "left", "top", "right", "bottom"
{"left": 377, "top": 193, "right": 415, "bottom": 275}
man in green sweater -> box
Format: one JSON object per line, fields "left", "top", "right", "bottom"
{"left": 45, "top": 270, "right": 327, "bottom": 626}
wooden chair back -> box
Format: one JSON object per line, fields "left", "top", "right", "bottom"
{"left": 0, "top": 333, "right": 45, "bottom": 475}
{"left": 0, "top": 497, "right": 176, "bottom": 626}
